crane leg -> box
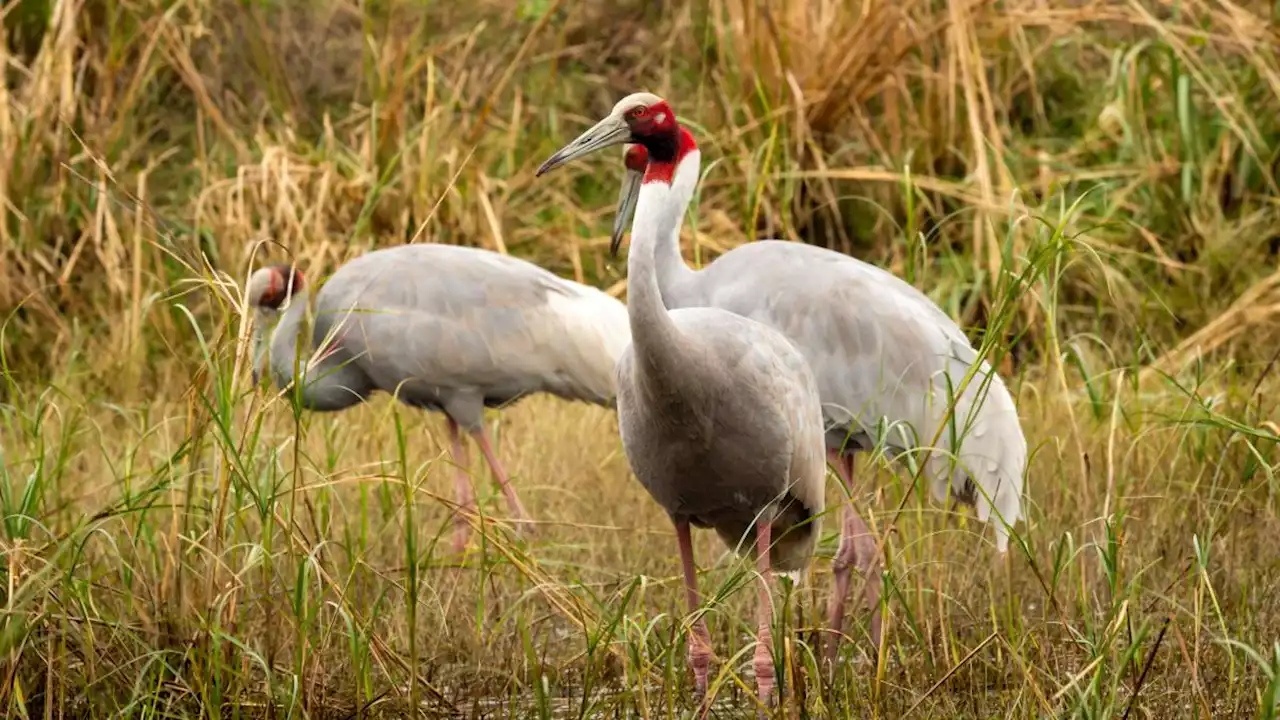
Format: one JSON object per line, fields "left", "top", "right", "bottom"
{"left": 824, "top": 449, "right": 882, "bottom": 668}
{"left": 447, "top": 418, "right": 475, "bottom": 554}
{"left": 752, "top": 520, "right": 778, "bottom": 718}
{"left": 473, "top": 426, "right": 534, "bottom": 537}
{"left": 675, "top": 520, "right": 713, "bottom": 705}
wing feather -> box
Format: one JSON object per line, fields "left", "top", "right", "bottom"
{"left": 311, "top": 244, "right": 630, "bottom": 407}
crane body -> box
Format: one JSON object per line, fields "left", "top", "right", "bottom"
{"left": 248, "top": 243, "right": 631, "bottom": 551}
{"left": 539, "top": 93, "right": 830, "bottom": 714}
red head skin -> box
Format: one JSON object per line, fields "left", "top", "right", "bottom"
{"left": 256, "top": 264, "right": 305, "bottom": 310}
{"left": 620, "top": 100, "right": 697, "bottom": 185}
{"left": 624, "top": 144, "right": 649, "bottom": 173}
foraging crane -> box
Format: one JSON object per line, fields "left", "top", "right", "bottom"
{"left": 246, "top": 243, "right": 631, "bottom": 552}
{"left": 537, "top": 92, "right": 1027, "bottom": 666}
{"left": 537, "top": 95, "right": 829, "bottom": 715}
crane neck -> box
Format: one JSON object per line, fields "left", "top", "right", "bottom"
{"left": 652, "top": 203, "right": 696, "bottom": 303}
{"left": 626, "top": 147, "right": 702, "bottom": 376}
{"left": 642, "top": 129, "right": 700, "bottom": 304}
{"left": 258, "top": 288, "right": 312, "bottom": 388}
{"left": 251, "top": 307, "right": 279, "bottom": 381}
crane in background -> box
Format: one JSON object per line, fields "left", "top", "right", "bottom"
{"left": 247, "top": 243, "right": 631, "bottom": 553}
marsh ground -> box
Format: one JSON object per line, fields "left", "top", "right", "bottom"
{"left": 2, "top": 0, "right": 1280, "bottom": 717}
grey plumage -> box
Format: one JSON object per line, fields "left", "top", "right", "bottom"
{"left": 614, "top": 303, "right": 827, "bottom": 572}
{"left": 247, "top": 243, "right": 631, "bottom": 550}
{"left": 536, "top": 92, "right": 829, "bottom": 713}
{"left": 542, "top": 91, "right": 1027, "bottom": 673}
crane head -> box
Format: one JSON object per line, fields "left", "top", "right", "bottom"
{"left": 535, "top": 92, "right": 676, "bottom": 177}
{"left": 538, "top": 92, "right": 693, "bottom": 258}
{"left": 610, "top": 144, "right": 649, "bottom": 258}
{"left": 247, "top": 264, "right": 304, "bottom": 311}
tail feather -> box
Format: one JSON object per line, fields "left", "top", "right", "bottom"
{"left": 927, "top": 363, "right": 1026, "bottom": 553}
{"left": 542, "top": 286, "right": 632, "bottom": 404}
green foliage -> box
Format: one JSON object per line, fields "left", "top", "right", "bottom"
{"left": 1, "top": 0, "right": 1279, "bottom": 716}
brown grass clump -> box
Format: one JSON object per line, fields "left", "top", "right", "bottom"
{"left": 2, "top": 0, "right": 1280, "bottom": 717}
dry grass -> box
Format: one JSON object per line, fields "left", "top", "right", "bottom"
{"left": 2, "top": 0, "right": 1280, "bottom": 717}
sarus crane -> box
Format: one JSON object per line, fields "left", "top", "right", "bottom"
{"left": 247, "top": 243, "right": 631, "bottom": 552}
{"left": 538, "top": 95, "right": 830, "bottom": 715}
{"left": 537, "top": 92, "right": 1027, "bottom": 667}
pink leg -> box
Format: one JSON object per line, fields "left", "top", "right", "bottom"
{"left": 473, "top": 425, "right": 533, "bottom": 536}
{"left": 675, "top": 521, "right": 714, "bottom": 702}
{"left": 447, "top": 418, "right": 475, "bottom": 554}
{"left": 753, "top": 520, "right": 777, "bottom": 715}
{"left": 825, "top": 449, "right": 882, "bottom": 667}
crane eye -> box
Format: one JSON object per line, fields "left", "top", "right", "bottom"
{"left": 630, "top": 106, "right": 648, "bottom": 118}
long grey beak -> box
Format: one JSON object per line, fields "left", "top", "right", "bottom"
{"left": 611, "top": 166, "right": 643, "bottom": 258}
{"left": 536, "top": 115, "right": 631, "bottom": 176}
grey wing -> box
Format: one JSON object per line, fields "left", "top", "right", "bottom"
{"left": 734, "top": 320, "right": 827, "bottom": 522}
{"left": 750, "top": 325, "right": 829, "bottom": 563}
{"left": 684, "top": 309, "right": 828, "bottom": 569}
{"left": 673, "top": 308, "right": 828, "bottom": 517}
{"left": 698, "top": 249, "right": 961, "bottom": 445}
{"left": 313, "top": 244, "right": 630, "bottom": 408}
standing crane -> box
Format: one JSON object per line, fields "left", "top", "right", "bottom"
{"left": 538, "top": 94, "right": 830, "bottom": 715}
{"left": 537, "top": 92, "right": 1027, "bottom": 667}
{"left": 246, "top": 243, "right": 631, "bottom": 553}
